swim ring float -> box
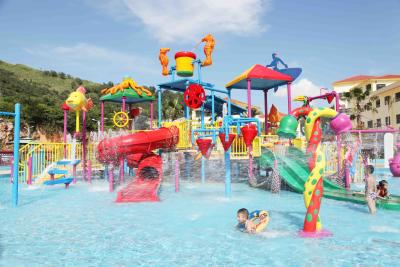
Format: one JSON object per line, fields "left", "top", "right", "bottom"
{"left": 249, "top": 210, "right": 270, "bottom": 233}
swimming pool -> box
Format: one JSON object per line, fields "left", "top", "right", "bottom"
{"left": 1, "top": 171, "right": 400, "bottom": 266}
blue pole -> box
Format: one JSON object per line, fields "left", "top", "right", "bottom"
{"left": 197, "top": 61, "right": 202, "bottom": 83}
{"left": 211, "top": 91, "right": 215, "bottom": 124}
{"left": 104, "top": 165, "right": 108, "bottom": 181}
{"left": 225, "top": 149, "right": 231, "bottom": 197}
{"left": 158, "top": 87, "right": 162, "bottom": 128}
{"left": 228, "top": 89, "right": 232, "bottom": 116}
{"left": 185, "top": 106, "right": 190, "bottom": 120}
{"left": 12, "top": 103, "right": 20, "bottom": 207}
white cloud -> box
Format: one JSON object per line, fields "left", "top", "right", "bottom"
{"left": 273, "top": 78, "right": 321, "bottom": 98}
{"left": 24, "top": 43, "right": 158, "bottom": 82}
{"left": 90, "top": 0, "right": 270, "bottom": 43}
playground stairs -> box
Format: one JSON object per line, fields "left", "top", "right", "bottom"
{"left": 36, "top": 159, "right": 80, "bottom": 187}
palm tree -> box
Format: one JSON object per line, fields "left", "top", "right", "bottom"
{"left": 341, "top": 87, "right": 378, "bottom": 129}
{"left": 161, "top": 91, "right": 184, "bottom": 121}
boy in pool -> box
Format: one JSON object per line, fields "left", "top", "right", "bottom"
{"left": 377, "top": 180, "right": 390, "bottom": 198}
{"left": 364, "top": 165, "right": 377, "bottom": 214}
{"left": 236, "top": 208, "right": 256, "bottom": 233}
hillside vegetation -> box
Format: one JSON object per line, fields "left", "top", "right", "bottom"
{"left": 0, "top": 60, "right": 101, "bottom": 92}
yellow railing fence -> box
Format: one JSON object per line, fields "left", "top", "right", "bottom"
{"left": 19, "top": 142, "right": 101, "bottom": 182}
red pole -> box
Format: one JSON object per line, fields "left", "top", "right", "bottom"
{"left": 287, "top": 82, "right": 292, "bottom": 114}
{"left": 82, "top": 111, "right": 87, "bottom": 181}
{"left": 264, "top": 89, "right": 268, "bottom": 135}
{"left": 63, "top": 109, "right": 67, "bottom": 158}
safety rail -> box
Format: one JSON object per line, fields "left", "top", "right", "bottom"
{"left": 19, "top": 142, "right": 101, "bottom": 182}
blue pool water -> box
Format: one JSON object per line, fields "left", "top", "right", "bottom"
{"left": 1, "top": 172, "right": 400, "bottom": 266}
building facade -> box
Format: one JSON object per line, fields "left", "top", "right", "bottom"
{"left": 332, "top": 75, "right": 400, "bottom": 129}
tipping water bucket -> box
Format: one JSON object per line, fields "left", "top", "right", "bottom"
{"left": 175, "top": 51, "right": 196, "bottom": 77}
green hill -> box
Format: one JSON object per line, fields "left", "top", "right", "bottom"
{"left": 0, "top": 60, "right": 101, "bottom": 92}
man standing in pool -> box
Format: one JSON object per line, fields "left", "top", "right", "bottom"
{"left": 365, "top": 165, "right": 377, "bottom": 214}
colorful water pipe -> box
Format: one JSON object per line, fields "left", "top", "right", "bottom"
{"left": 278, "top": 106, "right": 352, "bottom": 233}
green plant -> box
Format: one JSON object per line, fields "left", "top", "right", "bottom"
{"left": 341, "top": 87, "right": 378, "bottom": 129}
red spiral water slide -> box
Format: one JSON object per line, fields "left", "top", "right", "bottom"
{"left": 97, "top": 126, "right": 179, "bottom": 202}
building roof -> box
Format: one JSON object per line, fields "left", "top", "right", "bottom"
{"left": 333, "top": 74, "right": 400, "bottom": 85}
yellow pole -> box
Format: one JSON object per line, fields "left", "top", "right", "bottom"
{"left": 76, "top": 111, "right": 80, "bottom": 132}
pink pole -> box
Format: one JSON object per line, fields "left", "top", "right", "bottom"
{"left": 150, "top": 102, "right": 154, "bottom": 129}
{"left": 10, "top": 157, "right": 14, "bottom": 183}
{"left": 82, "top": 111, "right": 87, "bottom": 182}
{"left": 246, "top": 79, "right": 254, "bottom": 181}
{"left": 88, "top": 160, "right": 92, "bottom": 184}
{"left": 63, "top": 109, "right": 67, "bottom": 158}
{"left": 119, "top": 158, "right": 124, "bottom": 185}
{"left": 27, "top": 156, "right": 32, "bottom": 185}
{"left": 264, "top": 89, "right": 268, "bottom": 135}
{"left": 287, "top": 82, "right": 292, "bottom": 114}
{"left": 175, "top": 158, "right": 179, "bottom": 192}
{"left": 100, "top": 101, "right": 104, "bottom": 133}
{"left": 73, "top": 165, "right": 77, "bottom": 184}
{"left": 109, "top": 165, "right": 114, "bottom": 192}
{"left": 122, "top": 97, "right": 126, "bottom": 112}
{"left": 247, "top": 79, "right": 252, "bottom": 117}
{"left": 345, "top": 160, "right": 350, "bottom": 190}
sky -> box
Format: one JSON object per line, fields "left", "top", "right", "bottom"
{"left": 1, "top": 0, "right": 399, "bottom": 113}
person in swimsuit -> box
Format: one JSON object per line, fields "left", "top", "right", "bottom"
{"left": 236, "top": 208, "right": 256, "bottom": 233}
{"left": 365, "top": 165, "right": 377, "bottom": 214}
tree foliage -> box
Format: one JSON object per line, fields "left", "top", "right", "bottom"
{"left": 341, "top": 87, "right": 377, "bottom": 129}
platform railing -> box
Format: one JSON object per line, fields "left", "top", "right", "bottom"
{"left": 19, "top": 142, "right": 101, "bottom": 182}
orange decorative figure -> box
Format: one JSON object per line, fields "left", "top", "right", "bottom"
{"left": 201, "top": 34, "right": 215, "bottom": 67}
{"left": 159, "top": 48, "right": 170, "bottom": 76}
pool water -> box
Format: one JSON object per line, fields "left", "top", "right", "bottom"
{"left": 1, "top": 173, "right": 400, "bottom": 266}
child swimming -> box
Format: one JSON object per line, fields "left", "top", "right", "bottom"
{"left": 377, "top": 180, "right": 390, "bottom": 198}
{"left": 236, "top": 208, "right": 270, "bottom": 233}
{"left": 236, "top": 208, "right": 256, "bottom": 233}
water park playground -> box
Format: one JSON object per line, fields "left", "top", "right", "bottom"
{"left": 1, "top": 35, "right": 400, "bottom": 266}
